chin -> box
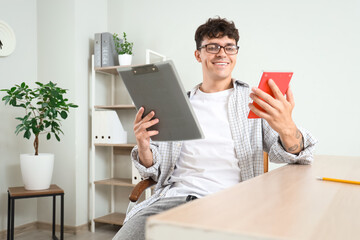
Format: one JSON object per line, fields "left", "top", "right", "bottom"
{"left": 213, "top": 75, "right": 231, "bottom": 81}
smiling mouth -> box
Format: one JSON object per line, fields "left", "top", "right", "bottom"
{"left": 213, "top": 62, "right": 229, "bottom": 66}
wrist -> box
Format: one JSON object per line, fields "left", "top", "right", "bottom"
{"left": 279, "top": 126, "right": 304, "bottom": 154}
{"left": 278, "top": 123, "right": 297, "bottom": 139}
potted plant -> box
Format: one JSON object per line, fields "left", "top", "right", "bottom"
{"left": 1, "top": 81, "right": 77, "bottom": 190}
{"left": 113, "top": 32, "right": 134, "bottom": 66}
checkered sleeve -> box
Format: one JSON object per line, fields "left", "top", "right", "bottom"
{"left": 263, "top": 120, "right": 318, "bottom": 165}
{"left": 131, "top": 142, "right": 162, "bottom": 182}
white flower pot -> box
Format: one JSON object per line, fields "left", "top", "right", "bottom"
{"left": 118, "top": 54, "right": 132, "bottom": 66}
{"left": 20, "top": 153, "right": 54, "bottom": 190}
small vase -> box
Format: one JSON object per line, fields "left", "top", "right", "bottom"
{"left": 20, "top": 153, "right": 54, "bottom": 190}
{"left": 118, "top": 54, "right": 132, "bottom": 66}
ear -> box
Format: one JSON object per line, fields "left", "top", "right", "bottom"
{"left": 194, "top": 50, "right": 202, "bottom": 63}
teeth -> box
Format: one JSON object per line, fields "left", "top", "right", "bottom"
{"left": 214, "top": 63, "right": 228, "bottom": 65}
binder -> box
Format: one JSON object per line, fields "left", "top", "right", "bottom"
{"left": 93, "top": 110, "right": 127, "bottom": 144}
{"left": 94, "top": 33, "right": 102, "bottom": 67}
{"left": 101, "top": 32, "right": 120, "bottom": 67}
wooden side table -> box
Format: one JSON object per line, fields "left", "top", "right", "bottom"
{"left": 7, "top": 184, "right": 64, "bottom": 240}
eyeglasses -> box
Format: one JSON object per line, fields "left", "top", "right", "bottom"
{"left": 198, "top": 43, "right": 239, "bottom": 55}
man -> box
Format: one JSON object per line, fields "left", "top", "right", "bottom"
{"left": 113, "top": 17, "right": 317, "bottom": 240}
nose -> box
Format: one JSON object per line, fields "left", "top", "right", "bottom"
{"left": 216, "top": 47, "right": 227, "bottom": 57}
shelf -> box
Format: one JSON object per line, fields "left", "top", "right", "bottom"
{"left": 94, "top": 212, "right": 126, "bottom": 226}
{"left": 94, "top": 143, "right": 135, "bottom": 148}
{"left": 94, "top": 143, "right": 136, "bottom": 154}
{"left": 94, "top": 178, "right": 135, "bottom": 187}
{"left": 94, "top": 64, "right": 136, "bottom": 75}
{"left": 94, "top": 104, "right": 136, "bottom": 110}
{"left": 94, "top": 66, "right": 121, "bottom": 75}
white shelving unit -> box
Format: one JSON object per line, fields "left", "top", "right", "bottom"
{"left": 90, "top": 55, "right": 137, "bottom": 232}
{"left": 89, "top": 50, "right": 166, "bottom": 232}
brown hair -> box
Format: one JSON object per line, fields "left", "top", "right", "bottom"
{"left": 195, "top": 17, "right": 239, "bottom": 49}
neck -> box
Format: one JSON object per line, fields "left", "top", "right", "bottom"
{"left": 200, "top": 77, "right": 233, "bottom": 93}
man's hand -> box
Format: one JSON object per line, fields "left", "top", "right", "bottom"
{"left": 133, "top": 107, "right": 159, "bottom": 167}
{"left": 248, "top": 79, "right": 304, "bottom": 154}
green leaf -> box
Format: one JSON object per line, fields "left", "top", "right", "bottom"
{"left": 47, "top": 133, "right": 51, "bottom": 140}
{"left": 24, "top": 130, "right": 31, "bottom": 139}
{"left": 9, "top": 98, "right": 16, "bottom": 106}
{"left": 21, "top": 82, "right": 26, "bottom": 88}
{"left": 32, "top": 127, "right": 40, "bottom": 135}
{"left": 15, "top": 126, "right": 25, "bottom": 135}
{"left": 45, "top": 121, "right": 51, "bottom": 128}
{"left": 55, "top": 133, "right": 60, "bottom": 141}
{"left": 60, "top": 111, "right": 68, "bottom": 119}
{"left": 69, "top": 103, "right": 78, "bottom": 108}
{"left": 2, "top": 96, "right": 11, "bottom": 105}
{"left": 15, "top": 124, "right": 24, "bottom": 134}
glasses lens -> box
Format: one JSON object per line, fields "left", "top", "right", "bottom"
{"left": 225, "top": 45, "right": 238, "bottom": 55}
{"left": 206, "top": 44, "right": 220, "bottom": 53}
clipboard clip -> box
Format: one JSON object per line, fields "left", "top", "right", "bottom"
{"left": 132, "top": 64, "right": 159, "bottom": 75}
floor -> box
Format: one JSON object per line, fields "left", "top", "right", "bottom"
{"left": 13, "top": 224, "right": 120, "bottom": 240}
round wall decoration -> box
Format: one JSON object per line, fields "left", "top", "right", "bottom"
{"left": 0, "top": 20, "right": 16, "bottom": 57}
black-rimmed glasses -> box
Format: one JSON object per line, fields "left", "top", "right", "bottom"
{"left": 198, "top": 43, "right": 239, "bottom": 55}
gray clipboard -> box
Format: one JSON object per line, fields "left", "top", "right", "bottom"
{"left": 117, "top": 60, "right": 204, "bottom": 141}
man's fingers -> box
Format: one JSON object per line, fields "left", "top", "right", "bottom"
{"left": 250, "top": 93, "right": 276, "bottom": 115}
{"left": 134, "top": 107, "right": 145, "bottom": 124}
{"left": 248, "top": 103, "right": 270, "bottom": 119}
{"left": 251, "top": 87, "right": 274, "bottom": 106}
{"left": 142, "top": 110, "right": 156, "bottom": 123}
{"left": 141, "top": 118, "right": 159, "bottom": 130}
{"left": 135, "top": 108, "right": 156, "bottom": 125}
{"left": 286, "top": 86, "right": 295, "bottom": 107}
{"left": 147, "top": 130, "right": 159, "bottom": 137}
{"left": 268, "top": 79, "right": 285, "bottom": 100}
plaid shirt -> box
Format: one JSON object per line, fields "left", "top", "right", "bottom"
{"left": 125, "top": 79, "right": 317, "bottom": 223}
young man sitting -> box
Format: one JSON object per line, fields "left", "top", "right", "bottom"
{"left": 113, "top": 17, "right": 317, "bottom": 240}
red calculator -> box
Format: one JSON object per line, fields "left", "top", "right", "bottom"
{"left": 248, "top": 72, "right": 293, "bottom": 119}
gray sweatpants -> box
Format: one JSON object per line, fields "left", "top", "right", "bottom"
{"left": 112, "top": 196, "right": 189, "bottom": 240}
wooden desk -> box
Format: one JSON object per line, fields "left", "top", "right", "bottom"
{"left": 146, "top": 156, "right": 360, "bottom": 240}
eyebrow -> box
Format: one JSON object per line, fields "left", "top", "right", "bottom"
{"left": 207, "top": 42, "right": 236, "bottom": 46}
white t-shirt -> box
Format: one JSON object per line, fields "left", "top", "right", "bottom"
{"left": 165, "top": 88, "right": 241, "bottom": 198}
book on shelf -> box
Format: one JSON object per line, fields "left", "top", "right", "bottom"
{"left": 93, "top": 110, "right": 127, "bottom": 144}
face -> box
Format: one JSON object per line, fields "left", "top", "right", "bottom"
{"left": 195, "top": 36, "right": 237, "bottom": 83}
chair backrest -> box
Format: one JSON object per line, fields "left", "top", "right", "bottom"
{"left": 263, "top": 152, "right": 269, "bottom": 173}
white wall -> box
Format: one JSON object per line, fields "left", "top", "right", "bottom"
{"left": 37, "top": 0, "right": 78, "bottom": 226}
{"left": 73, "top": 0, "right": 108, "bottom": 226}
{"left": 0, "top": 0, "right": 107, "bottom": 232}
{"left": 37, "top": 0, "right": 108, "bottom": 227}
{"left": 108, "top": 0, "right": 360, "bottom": 157}
{"left": 0, "top": 0, "right": 38, "bottom": 231}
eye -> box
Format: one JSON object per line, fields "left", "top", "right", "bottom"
{"left": 207, "top": 45, "right": 218, "bottom": 51}
{"left": 225, "top": 46, "right": 236, "bottom": 52}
